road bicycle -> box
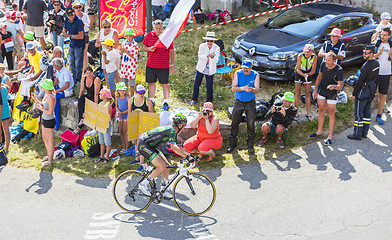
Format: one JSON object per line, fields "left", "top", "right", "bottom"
{"left": 248, "top": 0, "right": 303, "bottom": 13}
{"left": 112, "top": 157, "right": 216, "bottom": 216}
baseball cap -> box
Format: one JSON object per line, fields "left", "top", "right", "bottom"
{"left": 283, "top": 92, "right": 294, "bottom": 102}
{"left": 0, "top": 63, "right": 5, "bottom": 69}
{"left": 153, "top": 19, "right": 163, "bottom": 25}
{"left": 66, "top": 7, "right": 75, "bottom": 15}
{"left": 241, "top": 60, "right": 252, "bottom": 69}
{"left": 102, "top": 38, "right": 115, "bottom": 47}
{"left": 330, "top": 28, "right": 342, "bottom": 37}
{"left": 26, "top": 42, "right": 35, "bottom": 50}
{"left": 124, "top": 28, "right": 135, "bottom": 36}
{"left": 135, "top": 84, "right": 146, "bottom": 94}
{"left": 4, "top": 11, "right": 11, "bottom": 18}
{"left": 116, "top": 82, "right": 127, "bottom": 91}
{"left": 381, "top": 12, "right": 391, "bottom": 20}
{"left": 303, "top": 44, "right": 314, "bottom": 52}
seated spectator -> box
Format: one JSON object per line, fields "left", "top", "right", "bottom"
{"left": 258, "top": 92, "right": 297, "bottom": 149}
{"left": 75, "top": 66, "right": 101, "bottom": 133}
{"left": 52, "top": 57, "right": 74, "bottom": 130}
{"left": 184, "top": 102, "right": 222, "bottom": 162}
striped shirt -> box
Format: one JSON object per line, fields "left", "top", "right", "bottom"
{"left": 142, "top": 31, "right": 174, "bottom": 69}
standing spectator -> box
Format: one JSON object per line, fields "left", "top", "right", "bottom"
{"left": 0, "top": 0, "right": 5, "bottom": 12}
{"left": 143, "top": 19, "right": 175, "bottom": 111}
{"left": 115, "top": 82, "right": 129, "bottom": 154}
{"left": 318, "top": 28, "right": 346, "bottom": 65}
{"left": 371, "top": 12, "right": 391, "bottom": 43}
{"left": 0, "top": 23, "right": 15, "bottom": 70}
{"left": 190, "top": 31, "right": 220, "bottom": 105}
{"left": 348, "top": 45, "right": 379, "bottom": 140}
{"left": 184, "top": 102, "right": 222, "bottom": 162}
{"left": 5, "top": 11, "right": 24, "bottom": 62}
{"left": 258, "top": 92, "right": 297, "bottom": 149}
{"left": 95, "top": 88, "right": 113, "bottom": 164}
{"left": 309, "top": 53, "right": 343, "bottom": 145}
{"left": 32, "top": 79, "right": 56, "bottom": 167}
{"left": 101, "top": 38, "right": 120, "bottom": 97}
{"left": 227, "top": 60, "right": 260, "bottom": 154}
{"left": 23, "top": 0, "right": 48, "bottom": 51}
{"left": 52, "top": 57, "right": 74, "bottom": 130}
{"left": 73, "top": 1, "right": 90, "bottom": 71}
{"left": 119, "top": 28, "right": 138, "bottom": 96}
{"left": 374, "top": 28, "right": 392, "bottom": 125}
{"left": 47, "top": 0, "right": 65, "bottom": 11}
{"left": 61, "top": 7, "right": 85, "bottom": 82}
{"left": 152, "top": 0, "right": 166, "bottom": 21}
{"left": 75, "top": 66, "right": 101, "bottom": 132}
{"left": 63, "top": 0, "right": 72, "bottom": 8}
{"left": 294, "top": 44, "right": 317, "bottom": 121}
{"left": 0, "top": 63, "right": 11, "bottom": 153}
{"left": 46, "top": 0, "right": 66, "bottom": 49}
{"left": 95, "top": 18, "right": 119, "bottom": 83}
{"left": 87, "top": 0, "right": 98, "bottom": 30}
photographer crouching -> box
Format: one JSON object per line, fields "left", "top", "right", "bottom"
{"left": 258, "top": 92, "right": 297, "bottom": 149}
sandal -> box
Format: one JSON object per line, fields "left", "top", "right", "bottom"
{"left": 101, "top": 158, "right": 109, "bottom": 164}
{"left": 95, "top": 157, "right": 103, "bottom": 163}
{"left": 41, "top": 156, "right": 49, "bottom": 162}
{"left": 293, "top": 114, "right": 299, "bottom": 121}
{"left": 306, "top": 115, "right": 314, "bottom": 121}
{"left": 206, "top": 155, "right": 216, "bottom": 162}
{"left": 41, "top": 161, "right": 52, "bottom": 167}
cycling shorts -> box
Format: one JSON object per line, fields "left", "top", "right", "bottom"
{"left": 138, "top": 140, "right": 164, "bottom": 163}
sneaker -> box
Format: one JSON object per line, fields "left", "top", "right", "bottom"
{"left": 190, "top": 100, "right": 198, "bottom": 106}
{"left": 277, "top": 138, "right": 285, "bottom": 149}
{"left": 308, "top": 132, "right": 323, "bottom": 139}
{"left": 16, "top": 101, "right": 31, "bottom": 111}
{"left": 376, "top": 116, "right": 384, "bottom": 125}
{"left": 324, "top": 138, "right": 333, "bottom": 146}
{"left": 257, "top": 137, "right": 268, "bottom": 147}
{"left": 162, "top": 191, "right": 173, "bottom": 200}
{"left": 136, "top": 165, "right": 144, "bottom": 171}
{"left": 161, "top": 102, "right": 170, "bottom": 111}
{"left": 347, "top": 134, "right": 362, "bottom": 140}
{"left": 138, "top": 183, "right": 151, "bottom": 197}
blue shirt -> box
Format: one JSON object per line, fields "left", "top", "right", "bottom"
{"left": 320, "top": 39, "right": 346, "bottom": 65}
{"left": 64, "top": 16, "right": 85, "bottom": 49}
{"left": 235, "top": 69, "right": 257, "bottom": 102}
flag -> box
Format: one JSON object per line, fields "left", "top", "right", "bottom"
{"left": 3, "top": 37, "right": 14, "bottom": 53}
{"left": 153, "top": 0, "right": 195, "bottom": 49}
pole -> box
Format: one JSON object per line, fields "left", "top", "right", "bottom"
{"left": 146, "top": 0, "right": 152, "bottom": 32}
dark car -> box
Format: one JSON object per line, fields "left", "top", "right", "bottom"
{"left": 231, "top": 3, "right": 379, "bottom": 81}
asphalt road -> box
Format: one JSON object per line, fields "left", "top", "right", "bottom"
{"left": 1, "top": 107, "right": 392, "bottom": 240}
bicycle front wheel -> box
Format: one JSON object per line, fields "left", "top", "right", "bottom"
{"left": 173, "top": 172, "right": 216, "bottom": 216}
{"left": 112, "top": 170, "right": 152, "bottom": 213}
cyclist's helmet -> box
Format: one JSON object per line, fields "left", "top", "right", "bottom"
{"left": 172, "top": 114, "right": 187, "bottom": 127}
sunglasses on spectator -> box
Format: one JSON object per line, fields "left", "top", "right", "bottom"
{"left": 74, "top": 6, "right": 82, "bottom": 9}
{"left": 103, "top": 26, "right": 111, "bottom": 28}
{"left": 53, "top": 3, "right": 60, "bottom": 6}
{"left": 206, "top": 40, "right": 214, "bottom": 43}
{"left": 363, "top": 51, "right": 371, "bottom": 55}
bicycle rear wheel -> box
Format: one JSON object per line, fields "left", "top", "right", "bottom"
{"left": 172, "top": 172, "right": 216, "bottom": 216}
{"left": 112, "top": 170, "right": 152, "bottom": 213}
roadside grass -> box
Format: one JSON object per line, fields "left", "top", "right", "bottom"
{"left": 7, "top": 14, "right": 361, "bottom": 177}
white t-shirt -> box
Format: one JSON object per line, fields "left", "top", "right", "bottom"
{"left": 81, "top": 13, "right": 90, "bottom": 33}
{"left": 376, "top": 22, "right": 392, "bottom": 33}
{"left": 377, "top": 42, "right": 392, "bottom": 75}
{"left": 106, "top": 49, "right": 121, "bottom": 73}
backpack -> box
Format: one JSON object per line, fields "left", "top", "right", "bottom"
{"left": 268, "top": 92, "right": 285, "bottom": 108}
{"left": 194, "top": 11, "right": 206, "bottom": 24}
{"left": 81, "top": 132, "right": 99, "bottom": 155}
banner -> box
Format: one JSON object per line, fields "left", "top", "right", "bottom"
{"left": 84, "top": 99, "right": 110, "bottom": 134}
{"left": 12, "top": 89, "right": 39, "bottom": 134}
{"left": 128, "top": 111, "right": 160, "bottom": 141}
{"left": 99, "top": 0, "right": 146, "bottom": 37}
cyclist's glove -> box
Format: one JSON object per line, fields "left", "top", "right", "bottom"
{"left": 186, "top": 155, "right": 198, "bottom": 163}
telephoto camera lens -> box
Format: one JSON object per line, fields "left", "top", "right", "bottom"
{"left": 203, "top": 111, "right": 208, "bottom": 116}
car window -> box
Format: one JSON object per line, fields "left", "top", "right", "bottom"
{"left": 268, "top": 9, "right": 331, "bottom": 38}
{"left": 324, "top": 16, "right": 369, "bottom": 35}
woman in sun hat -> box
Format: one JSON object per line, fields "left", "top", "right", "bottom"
{"left": 32, "top": 79, "right": 56, "bottom": 167}
{"left": 184, "top": 102, "right": 222, "bottom": 161}
{"left": 190, "top": 31, "right": 220, "bottom": 106}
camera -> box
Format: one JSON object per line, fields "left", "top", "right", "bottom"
{"left": 203, "top": 111, "right": 208, "bottom": 116}
{"left": 274, "top": 106, "right": 282, "bottom": 111}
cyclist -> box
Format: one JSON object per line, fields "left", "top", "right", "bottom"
{"left": 138, "top": 114, "right": 197, "bottom": 199}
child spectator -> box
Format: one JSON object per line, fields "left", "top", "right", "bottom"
{"left": 95, "top": 88, "right": 113, "bottom": 164}
{"left": 115, "top": 82, "right": 129, "bottom": 154}
{"left": 120, "top": 28, "right": 138, "bottom": 96}
{"left": 101, "top": 38, "right": 120, "bottom": 97}
{"left": 372, "top": 12, "right": 391, "bottom": 43}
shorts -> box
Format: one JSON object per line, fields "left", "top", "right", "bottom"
{"left": 26, "top": 25, "right": 45, "bottom": 38}
{"left": 265, "top": 121, "right": 287, "bottom": 136}
{"left": 107, "top": 71, "right": 116, "bottom": 91}
{"left": 294, "top": 72, "right": 315, "bottom": 84}
{"left": 138, "top": 140, "right": 163, "bottom": 162}
{"left": 378, "top": 75, "right": 390, "bottom": 95}
{"left": 146, "top": 66, "right": 169, "bottom": 84}
{"left": 122, "top": 78, "right": 135, "bottom": 87}
{"left": 98, "top": 123, "right": 112, "bottom": 146}
{"left": 117, "top": 118, "right": 127, "bottom": 122}
{"left": 317, "top": 94, "right": 337, "bottom": 104}
{"left": 183, "top": 135, "right": 222, "bottom": 152}
{"left": 85, "top": 33, "right": 89, "bottom": 44}
{"left": 42, "top": 118, "right": 56, "bottom": 128}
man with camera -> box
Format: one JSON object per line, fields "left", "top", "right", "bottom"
{"left": 227, "top": 60, "right": 260, "bottom": 154}
{"left": 258, "top": 92, "right": 297, "bottom": 149}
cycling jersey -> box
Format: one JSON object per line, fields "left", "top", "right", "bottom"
{"left": 141, "top": 125, "right": 177, "bottom": 147}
